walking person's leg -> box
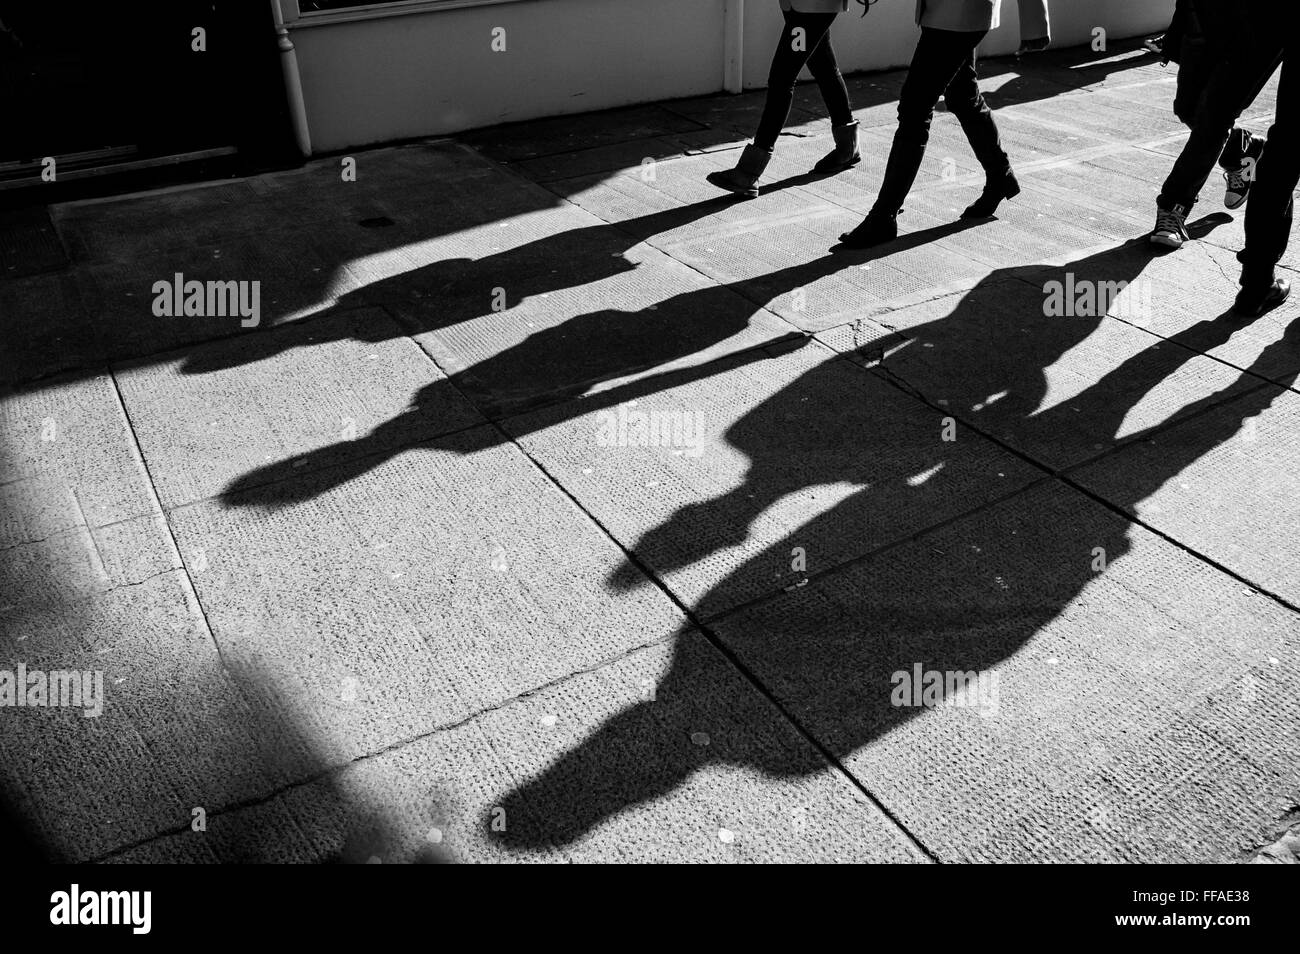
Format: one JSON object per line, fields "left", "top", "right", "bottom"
{"left": 807, "top": 26, "right": 863, "bottom": 173}
{"left": 1017, "top": 0, "right": 1051, "bottom": 54}
{"left": 1236, "top": 46, "right": 1300, "bottom": 314}
{"left": 1154, "top": 56, "right": 1282, "bottom": 245}
{"left": 1219, "top": 47, "right": 1283, "bottom": 208}
{"left": 1153, "top": 36, "right": 1282, "bottom": 249}
{"left": 943, "top": 47, "right": 1021, "bottom": 218}
{"left": 1172, "top": 2, "right": 1212, "bottom": 128}
{"left": 708, "top": 11, "right": 840, "bottom": 198}
{"left": 841, "top": 27, "right": 987, "bottom": 247}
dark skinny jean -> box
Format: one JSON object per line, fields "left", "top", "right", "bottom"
{"left": 755, "top": 10, "right": 854, "bottom": 151}
{"left": 1159, "top": 1, "right": 1282, "bottom": 212}
{"left": 1241, "top": 40, "right": 1300, "bottom": 289}
{"left": 870, "top": 27, "right": 1011, "bottom": 218}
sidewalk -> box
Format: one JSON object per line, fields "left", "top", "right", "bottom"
{"left": 2, "top": 39, "right": 1298, "bottom": 863}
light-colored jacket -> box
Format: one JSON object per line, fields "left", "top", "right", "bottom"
{"left": 780, "top": 0, "right": 850, "bottom": 13}
{"left": 915, "top": 0, "right": 1002, "bottom": 32}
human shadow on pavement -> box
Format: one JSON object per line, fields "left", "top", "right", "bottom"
{"left": 180, "top": 173, "right": 828, "bottom": 378}
{"left": 484, "top": 236, "right": 1300, "bottom": 850}
{"left": 178, "top": 43, "right": 1162, "bottom": 382}
{"left": 217, "top": 218, "right": 983, "bottom": 507}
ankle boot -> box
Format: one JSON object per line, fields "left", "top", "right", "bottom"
{"left": 1234, "top": 277, "right": 1291, "bottom": 317}
{"left": 707, "top": 144, "right": 773, "bottom": 198}
{"left": 839, "top": 211, "right": 898, "bottom": 249}
{"left": 813, "top": 120, "right": 861, "bottom": 174}
{"left": 872, "top": 137, "right": 927, "bottom": 222}
{"left": 962, "top": 168, "right": 1021, "bottom": 219}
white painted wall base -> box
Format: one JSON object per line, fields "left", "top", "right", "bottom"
{"left": 287, "top": 0, "right": 1175, "bottom": 153}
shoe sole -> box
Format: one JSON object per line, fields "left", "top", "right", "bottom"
{"left": 1149, "top": 232, "right": 1185, "bottom": 249}
{"left": 959, "top": 183, "right": 1021, "bottom": 220}
{"left": 813, "top": 156, "right": 862, "bottom": 175}
{"left": 838, "top": 231, "right": 896, "bottom": 249}
{"left": 1225, "top": 193, "right": 1248, "bottom": 210}
{"left": 705, "top": 174, "right": 758, "bottom": 199}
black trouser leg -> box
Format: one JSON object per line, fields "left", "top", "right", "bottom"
{"left": 942, "top": 45, "right": 1010, "bottom": 176}
{"left": 1241, "top": 47, "right": 1300, "bottom": 289}
{"left": 755, "top": 11, "right": 840, "bottom": 151}
{"left": 1159, "top": 35, "right": 1283, "bottom": 211}
{"left": 806, "top": 25, "right": 854, "bottom": 128}
{"left": 871, "top": 27, "right": 989, "bottom": 217}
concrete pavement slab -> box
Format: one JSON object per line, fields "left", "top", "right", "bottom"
{"left": 996, "top": 42, "right": 1168, "bottom": 96}
{"left": 43, "top": 142, "right": 565, "bottom": 379}
{"left": 68, "top": 230, "right": 341, "bottom": 364}
{"left": 0, "top": 272, "right": 97, "bottom": 386}
{"left": 471, "top": 630, "right": 926, "bottom": 862}
{"left": 1084, "top": 143, "right": 1185, "bottom": 190}
{"left": 0, "top": 569, "right": 277, "bottom": 862}
{"left": 505, "top": 336, "right": 1041, "bottom": 620}
{"left": 0, "top": 512, "right": 176, "bottom": 617}
{"left": 1181, "top": 660, "right": 1300, "bottom": 859}
{"left": 822, "top": 253, "right": 1254, "bottom": 471}
{"left": 51, "top": 179, "right": 266, "bottom": 266}
{"left": 0, "top": 372, "right": 158, "bottom": 531}
{"left": 8, "top": 35, "right": 1297, "bottom": 864}
{"left": 115, "top": 306, "right": 483, "bottom": 509}
{"left": 335, "top": 201, "right": 609, "bottom": 312}
{"left": 1070, "top": 378, "right": 1300, "bottom": 608}
{"left": 1093, "top": 240, "right": 1300, "bottom": 389}
{"left": 461, "top": 104, "right": 708, "bottom": 165}
{"left": 0, "top": 206, "right": 68, "bottom": 279}
{"left": 1008, "top": 88, "right": 1187, "bottom": 151}
{"left": 53, "top": 143, "right": 514, "bottom": 268}
{"left": 708, "top": 479, "right": 1300, "bottom": 862}
{"left": 968, "top": 717, "right": 1280, "bottom": 863}
{"left": 409, "top": 238, "right": 796, "bottom": 419}
{"left": 1195, "top": 196, "right": 1300, "bottom": 277}
{"left": 166, "top": 424, "right": 688, "bottom": 770}
{"left": 512, "top": 135, "right": 725, "bottom": 185}
{"left": 115, "top": 632, "right": 926, "bottom": 862}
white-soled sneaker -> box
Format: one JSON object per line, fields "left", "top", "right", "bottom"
{"left": 1149, "top": 204, "right": 1190, "bottom": 249}
{"left": 1224, "top": 163, "right": 1252, "bottom": 210}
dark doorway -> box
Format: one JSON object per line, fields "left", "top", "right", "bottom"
{"left": 1, "top": 1, "right": 295, "bottom": 192}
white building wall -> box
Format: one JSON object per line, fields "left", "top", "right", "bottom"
{"left": 287, "top": 0, "right": 1175, "bottom": 153}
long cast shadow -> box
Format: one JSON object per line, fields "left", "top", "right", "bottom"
{"left": 182, "top": 172, "right": 826, "bottom": 378}
{"left": 177, "top": 42, "right": 1160, "bottom": 383}
{"left": 218, "top": 218, "right": 984, "bottom": 507}
{"left": 484, "top": 237, "right": 1300, "bottom": 849}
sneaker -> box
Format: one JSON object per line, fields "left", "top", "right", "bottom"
{"left": 1233, "top": 278, "right": 1291, "bottom": 318}
{"left": 1143, "top": 34, "right": 1165, "bottom": 56}
{"left": 1224, "top": 165, "right": 1251, "bottom": 210}
{"left": 1149, "top": 204, "right": 1190, "bottom": 249}
{"left": 1223, "top": 136, "right": 1264, "bottom": 210}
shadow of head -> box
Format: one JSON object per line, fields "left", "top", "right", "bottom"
{"left": 501, "top": 247, "right": 1300, "bottom": 851}
{"left": 610, "top": 237, "right": 1163, "bottom": 591}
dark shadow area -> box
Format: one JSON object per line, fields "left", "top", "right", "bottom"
{"left": 0, "top": 791, "right": 52, "bottom": 864}
{"left": 0, "top": 484, "right": 451, "bottom": 865}
{"left": 0, "top": 34, "right": 1166, "bottom": 391}
{"left": 0, "top": 665, "right": 456, "bottom": 863}
{"left": 180, "top": 184, "right": 808, "bottom": 378}
{"left": 215, "top": 210, "right": 1231, "bottom": 510}
{"left": 216, "top": 218, "right": 983, "bottom": 507}
{"left": 478, "top": 236, "right": 1300, "bottom": 849}
{"left": 0, "top": 32, "right": 1217, "bottom": 862}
